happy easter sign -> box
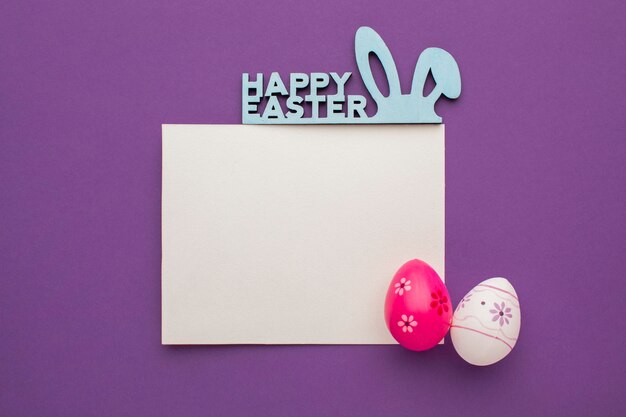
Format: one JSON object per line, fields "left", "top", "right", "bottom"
{"left": 242, "top": 27, "right": 461, "bottom": 124}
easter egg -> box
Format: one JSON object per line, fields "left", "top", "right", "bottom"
{"left": 451, "top": 277, "right": 521, "bottom": 366}
{"left": 384, "top": 259, "right": 452, "bottom": 351}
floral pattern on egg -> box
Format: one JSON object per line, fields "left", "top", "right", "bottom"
{"left": 490, "top": 302, "right": 513, "bottom": 326}
{"left": 430, "top": 290, "right": 450, "bottom": 315}
{"left": 397, "top": 314, "right": 418, "bottom": 333}
{"left": 394, "top": 277, "right": 412, "bottom": 296}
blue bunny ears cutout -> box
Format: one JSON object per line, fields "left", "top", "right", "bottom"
{"left": 242, "top": 27, "right": 461, "bottom": 124}
{"left": 355, "top": 27, "right": 461, "bottom": 123}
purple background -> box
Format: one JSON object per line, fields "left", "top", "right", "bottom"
{"left": 1, "top": 1, "right": 625, "bottom": 416}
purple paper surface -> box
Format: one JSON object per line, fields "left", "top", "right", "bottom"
{"left": 1, "top": 1, "right": 625, "bottom": 416}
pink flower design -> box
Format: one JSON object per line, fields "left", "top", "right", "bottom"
{"left": 397, "top": 314, "right": 418, "bottom": 333}
{"left": 394, "top": 277, "right": 412, "bottom": 296}
{"left": 490, "top": 302, "right": 513, "bottom": 326}
{"left": 430, "top": 290, "right": 449, "bottom": 316}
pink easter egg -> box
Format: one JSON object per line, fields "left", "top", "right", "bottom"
{"left": 384, "top": 259, "right": 452, "bottom": 351}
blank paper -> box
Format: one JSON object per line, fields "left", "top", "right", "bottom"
{"left": 162, "top": 124, "right": 444, "bottom": 344}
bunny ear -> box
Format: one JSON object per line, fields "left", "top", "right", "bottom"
{"left": 355, "top": 27, "right": 402, "bottom": 103}
{"left": 411, "top": 47, "right": 461, "bottom": 100}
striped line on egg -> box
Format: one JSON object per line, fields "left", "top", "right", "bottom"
{"left": 476, "top": 284, "right": 519, "bottom": 301}
{"left": 452, "top": 315, "right": 518, "bottom": 342}
{"left": 451, "top": 324, "right": 514, "bottom": 350}
{"left": 472, "top": 288, "right": 520, "bottom": 308}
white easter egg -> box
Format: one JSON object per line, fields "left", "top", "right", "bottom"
{"left": 451, "top": 277, "right": 520, "bottom": 366}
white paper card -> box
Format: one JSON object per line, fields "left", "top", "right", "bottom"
{"left": 162, "top": 124, "right": 444, "bottom": 344}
